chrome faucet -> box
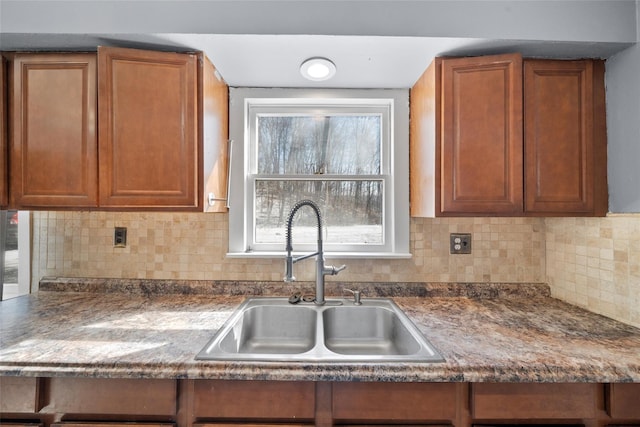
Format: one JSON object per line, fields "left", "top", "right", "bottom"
{"left": 284, "top": 199, "right": 346, "bottom": 305}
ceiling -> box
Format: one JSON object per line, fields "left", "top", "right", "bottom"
{"left": 0, "top": 1, "right": 637, "bottom": 89}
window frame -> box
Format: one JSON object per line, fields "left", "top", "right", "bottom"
{"left": 227, "top": 88, "right": 410, "bottom": 259}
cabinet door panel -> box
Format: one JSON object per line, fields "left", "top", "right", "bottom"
{"left": 53, "top": 424, "right": 173, "bottom": 427}
{"left": 1, "top": 56, "right": 7, "bottom": 208}
{"left": 332, "top": 382, "right": 457, "bottom": 422}
{"left": 193, "top": 380, "right": 315, "bottom": 420}
{"left": 471, "top": 383, "right": 597, "bottom": 419}
{"left": 98, "top": 47, "right": 198, "bottom": 209}
{"left": 0, "top": 376, "right": 39, "bottom": 413}
{"left": 524, "top": 60, "right": 600, "bottom": 215}
{"left": 45, "top": 377, "right": 176, "bottom": 416}
{"left": 608, "top": 383, "right": 640, "bottom": 419}
{"left": 9, "top": 53, "right": 98, "bottom": 208}
{"left": 440, "top": 53, "right": 523, "bottom": 215}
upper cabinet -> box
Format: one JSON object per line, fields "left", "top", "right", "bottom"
{"left": 98, "top": 47, "right": 198, "bottom": 209}
{"left": 5, "top": 47, "right": 229, "bottom": 211}
{"left": 8, "top": 53, "right": 98, "bottom": 208}
{"left": 410, "top": 53, "right": 607, "bottom": 217}
{"left": 1, "top": 56, "right": 7, "bottom": 209}
{"left": 523, "top": 59, "right": 607, "bottom": 215}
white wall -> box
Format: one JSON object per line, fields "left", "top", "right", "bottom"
{"left": 606, "top": 0, "right": 640, "bottom": 212}
{"left": 0, "top": 0, "right": 636, "bottom": 43}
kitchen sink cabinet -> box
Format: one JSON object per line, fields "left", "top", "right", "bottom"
{"left": 7, "top": 53, "right": 99, "bottom": 209}
{"left": 2, "top": 379, "right": 639, "bottom": 427}
{"left": 3, "top": 48, "right": 229, "bottom": 211}
{"left": 410, "top": 53, "right": 607, "bottom": 217}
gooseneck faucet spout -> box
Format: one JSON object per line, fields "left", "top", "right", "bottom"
{"left": 284, "top": 199, "right": 346, "bottom": 305}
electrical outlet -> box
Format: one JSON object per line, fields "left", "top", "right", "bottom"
{"left": 450, "top": 233, "right": 471, "bottom": 254}
{"left": 114, "top": 227, "right": 127, "bottom": 248}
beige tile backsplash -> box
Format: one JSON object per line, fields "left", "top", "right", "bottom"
{"left": 545, "top": 215, "right": 640, "bottom": 328}
{"left": 31, "top": 211, "right": 640, "bottom": 328}
{"left": 32, "top": 212, "right": 545, "bottom": 284}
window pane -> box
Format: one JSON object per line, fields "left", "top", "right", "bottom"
{"left": 257, "top": 115, "right": 381, "bottom": 175}
{"left": 255, "top": 180, "right": 383, "bottom": 245}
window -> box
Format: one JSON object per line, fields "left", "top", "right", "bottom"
{"left": 228, "top": 88, "right": 409, "bottom": 258}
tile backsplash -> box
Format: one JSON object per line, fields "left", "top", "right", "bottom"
{"left": 546, "top": 214, "right": 640, "bottom": 328}
{"left": 31, "top": 211, "right": 640, "bottom": 328}
{"left": 32, "top": 212, "right": 545, "bottom": 284}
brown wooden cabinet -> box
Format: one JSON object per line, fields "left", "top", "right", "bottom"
{"left": 332, "top": 381, "right": 458, "bottom": 423}
{"left": 1, "top": 378, "right": 639, "bottom": 427}
{"left": 4, "top": 48, "right": 228, "bottom": 211}
{"left": 0, "top": 376, "right": 39, "bottom": 413}
{"left": 98, "top": 47, "right": 228, "bottom": 211}
{"left": 7, "top": 53, "right": 98, "bottom": 209}
{"left": 192, "top": 379, "right": 315, "bottom": 421}
{"left": 410, "top": 53, "right": 607, "bottom": 217}
{"left": 608, "top": 383, "right": 640, "bottom": 419}
{"left": 43, "top": 377, "right": 176, "bottom": 416}
{"left": 471, "top": 382, "right": 597, "bottom": 419}
{"left": 439, "top": 53, "right": 524, "bottom": 216}
{"left": 97, "top": 47, "right": 198, "bottom": 209}
{"left": 524, "top": 59, "right": 607, "bottom": 216}
{"left": 1, "top": 55, "right": 7, "bottom": 208}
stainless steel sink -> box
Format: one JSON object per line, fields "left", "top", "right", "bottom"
{"left": 196, "top": 297, "right": 444, "bottom": 362}
{"left": 323, "top": 306, "right": 421, "bottom": 356}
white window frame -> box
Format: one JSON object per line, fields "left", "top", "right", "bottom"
{"left": 227, "top": 88, "right": 410, "bottom": 259}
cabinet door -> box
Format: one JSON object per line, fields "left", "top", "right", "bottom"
{"left": 98, "top": 47, "right": 198, "bottom": 209}
{"left": 192, "top": 380, "right": 315, "bottom": 420}
{"left": 440, "top": 53, "right": 523, "bottom": 215}
{"left": 471, "top": 383, "right": 597, "bottom": 419}
{"left": 0, "top": 376, "right": 39, "bottom": 413}
{"left": 332, "top": 382, "right": 458, "bottom": 422}
{"left": 8, "top": 53, "right": 98, "bottom": 208}
{"left": 45, "top": 377, "right": 176, "bottom": 415}
{"left": 524, "top": 59, "right": 607, "bottom": 215}
{"left": 1, "top": 56, "right": 7, "bottom": 208}
{"left": 608, "top": 383, "right": 640, "bottom": 419}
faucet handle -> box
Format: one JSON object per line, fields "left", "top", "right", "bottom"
{"left": 344, "top": 288, "right": 362, "bottom": 305}
{"left": 330, "top": 264, "right": 347, "bottom": 275}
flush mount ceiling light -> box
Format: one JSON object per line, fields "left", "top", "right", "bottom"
{"left": 300, "top": 57, "right": 336, "bottom": 81}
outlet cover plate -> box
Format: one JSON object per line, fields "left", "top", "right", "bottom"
{"left": 450, "top": 233, "right": 471, "bottom": 254}
{"left": 114, "top": 227, "right": 127, "bottom": 248}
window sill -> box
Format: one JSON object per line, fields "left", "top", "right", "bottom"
{"left": 226, "top": 251, "right": 412, "bottom": 260}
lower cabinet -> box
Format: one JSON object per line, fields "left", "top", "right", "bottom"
{"left": 1, "top": 378, "right": 639, "bottom": 427}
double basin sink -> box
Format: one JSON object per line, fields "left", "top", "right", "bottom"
{"left": 196, "top": 297, "right": 444, "bottom": 363}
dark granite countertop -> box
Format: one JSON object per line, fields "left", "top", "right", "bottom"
{"left": 1, "top": 279, "right": 639, "bottom": 382}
